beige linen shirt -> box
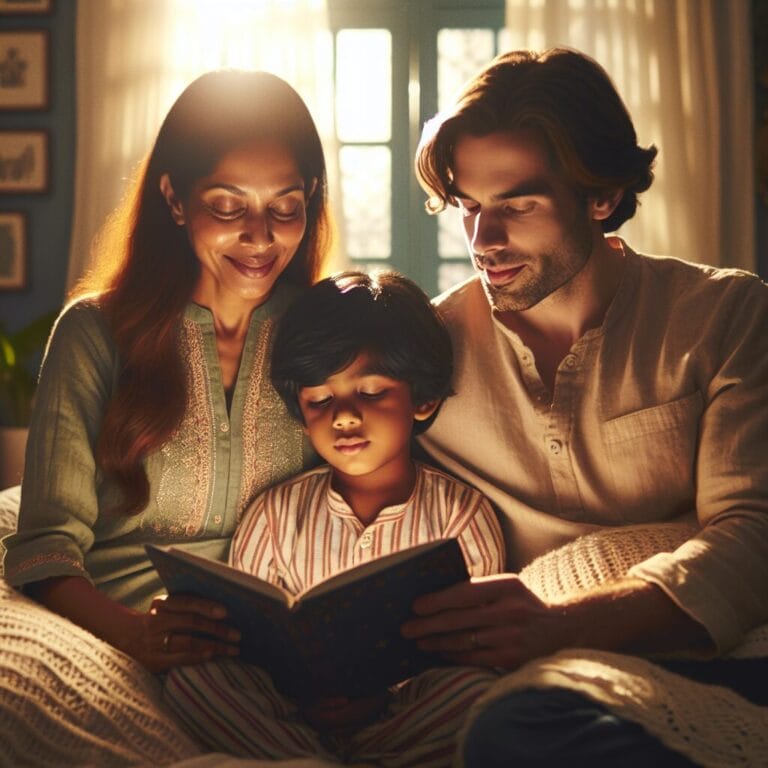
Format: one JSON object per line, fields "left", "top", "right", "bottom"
{"left": 419, "top": 240, "right": 768, "bottom": 651}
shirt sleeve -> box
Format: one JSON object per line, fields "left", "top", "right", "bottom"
{"left": 2, "top": 300, "right": 117, "bottom": 587}
{"left": 229, "top": 491, "right": 277, "bottom": 583}
{"left": 440, "top": 480, "right": 506, "bottom": 578}
{"left": 629, "top": 274, "right": 768, "bottom": 652}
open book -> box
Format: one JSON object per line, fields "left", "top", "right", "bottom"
{"left": 146, "top": 538, "right": 468, "bottom": 700}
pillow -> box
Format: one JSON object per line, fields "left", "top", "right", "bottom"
{"left": 0, "top": 485, "right": 20, "bottom": 536}
{"left": 518, "top": 520, "right": 698, "bottom": 601}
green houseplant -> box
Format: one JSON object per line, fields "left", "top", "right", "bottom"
{"left": 0, "top": 310, "right": 58, "bottom": 486}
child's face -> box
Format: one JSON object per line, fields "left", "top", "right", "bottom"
{"left": 298, "top": 352, "right": 438, "bottom": 482}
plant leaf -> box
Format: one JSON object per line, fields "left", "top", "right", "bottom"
{"left": 11, "top": 310, "right": 58, "bottom": 362}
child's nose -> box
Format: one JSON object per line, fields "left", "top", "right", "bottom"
{"left": 333, "top": 405, "right": 362, "bottom": 430}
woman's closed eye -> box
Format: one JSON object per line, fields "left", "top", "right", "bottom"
{"left": 204, "top": 196, "right": 247, "bottom": 220}
{"left": 270, "top": 198, "right": 304, "bottom": 221}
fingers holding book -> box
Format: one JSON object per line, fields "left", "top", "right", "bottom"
{"left": 139, "top": 593, "right": 242, "bottom": 672}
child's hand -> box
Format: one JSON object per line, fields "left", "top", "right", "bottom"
{"left": 300, "top": 692, "right": 388, "bottom": 732}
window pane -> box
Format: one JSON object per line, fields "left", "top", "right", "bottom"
{"left": 437, "top": 29, "right": 495, "bottom": 110}
{"left": 336, "top": 29, "right": 391, "bottom": 142}
{"left": 438, "top": 262, "right": 475, "bottom": 294}
{"left": 339, "top": 145, "right": 391, "bottom": 259}
{"left": 438, "top": 206, "right": 468, "bottom": 259}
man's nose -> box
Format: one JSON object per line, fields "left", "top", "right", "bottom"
{"left": 470, "top": 208, "right": 507, "bottom": 255}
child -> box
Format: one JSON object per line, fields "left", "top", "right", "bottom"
{"left": 164, "top": 270, "right": 504, "bottom": 767}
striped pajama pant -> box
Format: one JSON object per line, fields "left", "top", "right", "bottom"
{"left": 165, "top": 659, "right": 499, "bottom": 766}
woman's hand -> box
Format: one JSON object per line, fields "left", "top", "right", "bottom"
{"left": 127, "top": 593, "right": 241, "bottom": 673}
{"left": 28, "top": 575, "right": 241, "bottom": 673}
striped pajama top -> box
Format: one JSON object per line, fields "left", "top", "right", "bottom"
{"left": 230, "top": 461, "right": 505, "bottom": 594}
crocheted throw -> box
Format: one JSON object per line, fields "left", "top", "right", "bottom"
{"left": 454, "top": 522, "right": 768, "bottom": 768}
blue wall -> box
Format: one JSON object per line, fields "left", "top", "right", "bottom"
{"left": 0, "top": 1, "right": 76, "bottom": 334}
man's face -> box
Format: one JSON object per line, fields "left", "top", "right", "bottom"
{"left": 451, "top": 130, "right": 597, "bottom": 312}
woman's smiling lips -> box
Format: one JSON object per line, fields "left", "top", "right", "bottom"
{"left": 227, "top": 255, "right": 278, "bottom": 279}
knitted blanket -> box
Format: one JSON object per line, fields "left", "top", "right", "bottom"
{"left": 455, "top": 522, "right": 768, "bottom": 768}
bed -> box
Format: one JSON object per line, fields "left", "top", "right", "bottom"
{"left": 2, "top": 486, "right": 766, "bottom": 767}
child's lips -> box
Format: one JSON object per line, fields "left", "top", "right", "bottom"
{"left": 334, "top": 438, "right": 370, "bottom": 454}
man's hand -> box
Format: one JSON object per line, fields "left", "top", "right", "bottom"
{"left": 401, "top": 574, "right": 566, "bottom": 669}
{"left": 401, "top": 574, "right": 715, "bottom": 669}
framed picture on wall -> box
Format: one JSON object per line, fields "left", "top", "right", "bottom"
{"left": 0, "top": 0, "right": 52, "bottom": 13}
{"left": 0, "top": 130, "right": 49, "bottom": 193}
{"left": 0, "top": 211, "right": 27, "bottom": 290}
{"left": 0, "top": 29, "right": 49, "bottom": 110}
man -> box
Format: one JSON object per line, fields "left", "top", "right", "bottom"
{"left": 403, "top": 48, "right": 768, "bottom": 766}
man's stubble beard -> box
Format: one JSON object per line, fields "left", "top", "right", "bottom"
{"left": 480, "top": 214, "right": 595, "bottom": 313}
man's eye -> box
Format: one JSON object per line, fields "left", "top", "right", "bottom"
{"left": 456, "top": 200, "right": 479, "bottom": 217}
{"left": 505, "top": 201, "right": 536, "bottom": 215}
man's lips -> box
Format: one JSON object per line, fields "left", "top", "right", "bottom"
{"left": 334, "top": 438, "right": 370, "bottom": 454}
{"left": 483, "top": 264, "right": 526, "bottom": 285}
{"left": 227, "top": 255, "right": 277, "bottom": 278}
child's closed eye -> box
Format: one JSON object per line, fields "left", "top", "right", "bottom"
{"left": 305, "top": 396, "right": 333, "bottom": 409}
{"left": 359, "top": 389, "right": 387, "bottom": 400}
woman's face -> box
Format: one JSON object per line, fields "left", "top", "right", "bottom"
{"left": 161, "top": 140, "right": 314, "bottom": 308}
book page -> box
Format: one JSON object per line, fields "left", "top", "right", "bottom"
{"left": 298, "top": 539, "right": 452, "bottom": 601}
{"left": 151, "top": 545, "right": 294, "bottom": 607}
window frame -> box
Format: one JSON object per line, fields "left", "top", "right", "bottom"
{"left": 328, "top": 0, "right": 505, "bottom": 296}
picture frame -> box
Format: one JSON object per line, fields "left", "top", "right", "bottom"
{"left": 0, "top": 0, "right": 52, "bottom": 13}
{"left": 0, "top": 211, "right": 27, "bottom": 290}
{"left": 0, "top": 29, "right": 49, "bottom": 110}
{"left": 0, "top": 130, "right": 49, "bottom": 193}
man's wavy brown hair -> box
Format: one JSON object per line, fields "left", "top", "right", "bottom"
{"left": 73, "top": 70, "right": 332, "bottom": 515}
{"left": 416, "top": 48, "right": 657, "bottom": 232}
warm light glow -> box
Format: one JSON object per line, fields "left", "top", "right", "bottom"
{"left": 335, "top": 29, "right": 392, "bottom": 143}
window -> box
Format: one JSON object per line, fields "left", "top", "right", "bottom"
{"left": 328, "top": 0, "right": 505, "bottom": 297}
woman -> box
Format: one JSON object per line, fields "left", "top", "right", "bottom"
{"left": 2, "top": 70, "right": 331, "bottom": 673}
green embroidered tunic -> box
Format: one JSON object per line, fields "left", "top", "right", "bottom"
{"left": 3, "top": 282, "right": 312, "bottom": 610}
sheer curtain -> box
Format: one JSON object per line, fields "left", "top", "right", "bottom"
{"left": 504, "top": 0, "right": 755, "bottom": 270}
{"left": 67, "top": 0, "right": 337, "bottom": 289}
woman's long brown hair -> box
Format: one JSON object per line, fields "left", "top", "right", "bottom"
{"left": 73, "top": 70, "right": 331, "bottom": 515}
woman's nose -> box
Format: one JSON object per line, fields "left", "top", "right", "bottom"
{"left": 238, "top": 210, "right": 273, "bottom": 248}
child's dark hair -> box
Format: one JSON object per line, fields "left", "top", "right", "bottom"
{"left": 271, "top": 270, "right": 453, "bottom": 434}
